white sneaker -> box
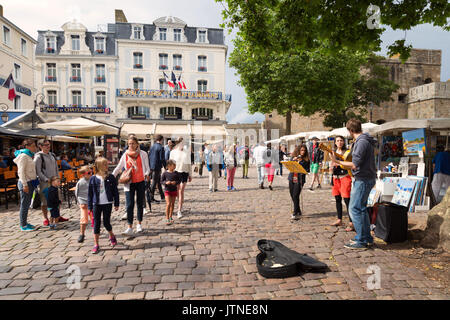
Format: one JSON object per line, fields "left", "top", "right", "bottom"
{"left": 121, "top": 212, "right": 128, "bottom": 220}
{"left": 177, "top": 211, "right": 183, "bottom": 218}
{"left": 143, "top": 208, "right": 147, "bottom": 215}
{"left": 122, "top": 227, "right": 134, "bottom": 236}
{"left": 136, "top": 224, "right": 143, "bottom": 233}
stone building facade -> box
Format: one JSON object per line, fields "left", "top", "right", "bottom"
{"left": 264, "top": 48, "right": 443, "bottom": 134}
{"left": 408, "top": 81, "right": 450, "bottom": 119}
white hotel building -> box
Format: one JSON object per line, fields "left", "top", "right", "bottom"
{"left": 35, "top": 12, "right": 231, "bottom": 140}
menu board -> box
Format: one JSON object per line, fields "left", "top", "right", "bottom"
{"left": 104, "top": 135, "right": 119, "bottom": 165}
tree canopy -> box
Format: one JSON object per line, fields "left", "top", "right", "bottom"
{"left": 218, "top": 0, "right": 450, "bottom": 61}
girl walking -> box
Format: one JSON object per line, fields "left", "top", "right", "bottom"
{"left": 88, "top": 157, "right": 120, "bottom": 254}
{"left": 288, "top": 145, "right": 310, "bottom": 220}
{"left": 329, "top": 136, "right": 353, "bottom": 230}
{"left": 224, "top": 145, "right": 237, "bottom": 191}
{"left": 169, "top": 138, "right": 192, "bottom": 218}
{"left": 161, "top": 160, "right": 181, "bottom": 225}
{"left": 75, "top": 165, "right": 94, "bottom": 243}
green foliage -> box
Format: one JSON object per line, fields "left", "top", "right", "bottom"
{"left": 218, "top": 0, "right": 450, "bottom": 61}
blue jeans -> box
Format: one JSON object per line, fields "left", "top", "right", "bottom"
{"left": 125, "top": 181, "right": 145, "bottom": 225}
{"left": 348, "top": 179, "right": 375, "bottom": 246}
{"left": 18, "top": 181, "right": 35, "bottom": 227}
{"left": 257, "top": 165, "right": 265, "bottom": 184}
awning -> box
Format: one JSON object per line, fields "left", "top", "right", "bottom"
{"left": 190, "top": 124, "right": 227, "bottom": 137}
{"left": 38, "top": 117, "right": 119, "bottom": 136}
{"left": 50, "top": 136, "right": 92, "bottom": 143}
{"left": 154, "top": 124, "right": 190, "bottom": 137}
{"left": 368, "top": 118, "right": 450, "bottom": 135}
{"left": 121, "top": 123, "right": 156, "bottom": 139}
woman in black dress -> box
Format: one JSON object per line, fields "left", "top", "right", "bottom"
{"left": 288, "top": 145, "right": 310, "bottom": 220}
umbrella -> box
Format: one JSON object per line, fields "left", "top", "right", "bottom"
{"left": 38, "top": 117, "right": 119, "bottom": 136}
{"left": 18, "top": 128, "right": 73, "bottom": 137}
{"left": 0, "top": 127, "right": 31, "bottom": 138}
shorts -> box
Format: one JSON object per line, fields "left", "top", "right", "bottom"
{"left": 178, "top": 172, "right": 189, "bottom": 183}
{"left": 311, "top": 163, "right": 320, "bottom": 174}
{"left": 164, "top": 191, "right": 178, "bottom": 197}
{"left": 332, "top": 175, "right": 352, "bottom": 198}
{"left": 79, "top": 204, "right": 89, "bottom": 224}
{"left": 49, "top": 207, "right": 60, "bottom": 218}
{"left": 39, "top": 181, "right": 49, "bottom": 206}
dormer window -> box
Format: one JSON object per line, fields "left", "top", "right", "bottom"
{"left": 196, "top": 29, "right": 209, "bottom": 44}
{"left": 94, "top": 37, "right": 105, "bottom": 54}
{"left": 45, "top": 36, "right": 56, "bottom": 53}
{"left": 132, "top": 25, "right": 144, "bottom": 40}
{"left": 71, "top": 35, "right": 80, "bottom": 51}
{"left": 174, "top": 29, "right": 181, "bottom": 42}
{"left": 159, "top": 28, "right": 167, "bottom": 41}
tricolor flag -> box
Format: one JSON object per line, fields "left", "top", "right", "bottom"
{"left": 171, "top": 72, "right": 179, "bottom": 90}
{"left": 178, "top": 74, "right": 187, "bottom": 90}
{"left": 2, "top": 73, "right": 16, "bottom": 101}
{"left": 163, "top": 71, "right": 175, "bottom": 88}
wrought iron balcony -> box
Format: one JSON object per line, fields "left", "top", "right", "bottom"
{"left": 45, "top": 76, "right": 57, "bottom": 82}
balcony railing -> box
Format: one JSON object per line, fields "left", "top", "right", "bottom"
{"left": 117, "top": 89, "right": 231, "bottom": 102}
{"left": 45, "top": 76, "right": 57, "bottom": 82}
{"left": 70, "top": 76, "right": 81, "bottom": 82}
{"left": 95, "top": 77, "right": 106, "bottom": 83}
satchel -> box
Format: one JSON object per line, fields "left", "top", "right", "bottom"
{"left": 119, "top": 167, "right": 132, "bottom": 184}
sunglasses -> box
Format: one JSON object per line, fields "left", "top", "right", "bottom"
{"left": 85, "top": 171, "right": 93, "bottom": 175}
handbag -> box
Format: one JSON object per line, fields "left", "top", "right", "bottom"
{"left": 30, "top": 189, "right": 41, "bottom": 209}
{"left": 119, "top": 167, "right": 132, "bottom": 184}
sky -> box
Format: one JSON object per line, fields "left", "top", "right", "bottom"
{"left": 2, "top": 0, "right": 449, "bottom": 124}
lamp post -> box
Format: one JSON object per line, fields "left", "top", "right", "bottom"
{"left": 368, "top": 102, "right": 374, "bottom": 123}
{"left": 33, "top": 93, "right": 46, "bottom": 129}
{"left": 1, "top": 103, "right": 9, "bottom": 124}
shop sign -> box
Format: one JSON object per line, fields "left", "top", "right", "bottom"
{"left": 40, "top": 106, "right": 111, "bottom": 114}
{"left": 117, "top": 89, "right": 222, "bottom": 100}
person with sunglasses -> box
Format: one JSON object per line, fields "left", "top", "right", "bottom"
{"left": 34, "top": 139, "right": 69, "bottom": 226}
{"left": 75, "top": 165, "right": 94, "bottom": 242}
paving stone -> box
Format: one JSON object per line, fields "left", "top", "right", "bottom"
{"left": 115, "top": 292, "right": 145, "bottom": 300}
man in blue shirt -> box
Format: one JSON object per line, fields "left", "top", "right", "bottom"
{"left": 432, "top": 147, "right": 450, "bottom": 203}
{"left": 149, "top": 135, "right": 166, "bottom": 202}
{"left": 60, "top": 154, "right": 73, "bottom": 171}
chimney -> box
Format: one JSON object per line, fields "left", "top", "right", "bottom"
{"left": 115, "top": 9, "right": 128, "bottom": 23}
{"left": 0, "top": 5, "right": 3, "bottom": 17}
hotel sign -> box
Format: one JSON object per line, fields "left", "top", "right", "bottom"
{"left": 40, "top": 106, "right": 111, "bottom": 114}
{"left": 117, "top": 89, "right": 222, "bottom": 100}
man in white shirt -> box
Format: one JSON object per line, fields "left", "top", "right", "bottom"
{"left": 253, "top": 142, "right": 268, "bottom": 189}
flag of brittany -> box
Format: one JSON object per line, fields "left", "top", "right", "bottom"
{"left": 2, "top": 73, "right": 16, "bottom": 101}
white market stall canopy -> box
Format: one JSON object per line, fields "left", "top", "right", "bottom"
{"left": 121, "top": 123, "right": 228, "bottom": 140}
{"left": 368, "top": 118, "right": 450, "bottom": 135}
{"left": 330, "top": 122, "right": 379, "bottom": 138}
{"left": 50, "top": 135, "right": 92, "bottom": 143}
{"left": 38, "top": 117, "right": 120, "bottom": 136}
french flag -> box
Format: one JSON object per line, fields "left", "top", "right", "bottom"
{"left": 2, "top": 73, "right": 16, "bottom": 101}
{"left": 178, "top": 74, "right": 187, "bottom": 90}
{"left": 163, "top": 71, "right": 175, "bottom": 88}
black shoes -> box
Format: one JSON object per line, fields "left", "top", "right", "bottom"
{"left": 269, "top": 185, "right": 273, "bottom": 191}
{"left": 78, "top": 234, "right": 85, "bottom": 243}
{"left": 260, "top": 183, "right": 264, "bottom": 189}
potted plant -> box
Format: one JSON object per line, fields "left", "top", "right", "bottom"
{"left": 46, "top": 48, "right": 54, "bottom": 53}
{"left": 160, "top": 64, "right": 167, "bottom": 69}
{"left": 134, "top": 64, "right": 142, "bottom": 68}
{"left": 174, "top": 65, "right": 182, "bottom": 70}
{"left": 199, "top": 66, "right": 207, "bottom": 71}
{"left": 96, "top": 49, "right": 104, "bottom": 54}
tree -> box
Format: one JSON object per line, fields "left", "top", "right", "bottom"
{"left": 229, "top": 38, "right": 363, "bottom": 134}
{"left": 322, "top": 54, "right": 400, "bottom": 128}
{"left": 218, "top": 0, "right": 449, "bottom": 61}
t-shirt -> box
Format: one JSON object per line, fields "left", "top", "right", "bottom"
{"left": 433, "top": 151, "right": 450, "bottom": 175}
{"left": 96, "top": 175, "right": 112, "bottom": 205}
{"left": 161, "top": 171, "right": 181, "bottom": 192}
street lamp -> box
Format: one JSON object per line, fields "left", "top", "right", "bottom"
{"left": 0, "top": 103, "right": 9, "bottom": 123}
{"left": 33, "top": 93, "right": 46, "bottom": 129}
{"left": 368, "top": 102, "right": 374, "bottom": 123}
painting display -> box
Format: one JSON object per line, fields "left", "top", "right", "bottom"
{"left": 402, "top": 129, "right": 426, "bottom": 156}
{"left": 381, "top": 136, "right": 403, "bottom": 161}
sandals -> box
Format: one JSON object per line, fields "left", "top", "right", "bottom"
{"left": 331, "top": 220, "right": 342, "bottom": 227}
{"left": 345, "top": 223, "right": 355, "bottom": 232}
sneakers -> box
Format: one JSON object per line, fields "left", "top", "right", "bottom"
{"left": 317, "top": 184, "right": 322, "bottom": 189}
{"left": 121, "top": 212, "right": 128, "bottom": 220}
{"left": 344, "top": 242, "right": 368, "bottom": 250}
{"left": 290, "top": 215, "right": 297, "bottom": 220}
{"left": 43, "top": 219, "right": 49, "bottom": 227}
{"left": 78, "top": 234, "right": 85, "bottom": 243}
{"left": 92, "top": 246, "right": 99, "bottom": 254}
{"left": 231, "top": 186, "right": 236, "bottom": 191}
{"left": 269, "top": 185, "right": 273, "bottom": 191}
{"left": 177, "top": 211, "right": 183, "bottom": 219}
{"left": 349, "top": 239, "right": 374, "bottom": 247}
{"left": 214, "top": 189, "right": 218, "bottom": 192}
{"left": 209, "top": 189, "right": 213, "bottom": 193}
{"left": 227, "top": 186, "right": 231, "bottom": 191}
{"left": 122, "top": 227, "right": 134, "bottom": 236}
{"left": 109, "top": 236, "right": 117, "bottom": 247}
{"left": 136, "top": 224, "right": 143, "bottom": 233}
{"left": 20, "top": 224, "right": 35, "bottom": 232}
{"left": 143, "top": 208, "right": 147, "bottom": 215}
{"left": 49, "top": 224, "right": 57, "bottom": 230}
{"left": 59, "top": 216, "right": 69, "bottom": 222}
{"left": 166, "top": 219, "right": 171, "bottom": 225}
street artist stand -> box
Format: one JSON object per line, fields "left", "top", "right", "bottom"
{"left": 281, "top": 161, "right": 308, "bottom": 217}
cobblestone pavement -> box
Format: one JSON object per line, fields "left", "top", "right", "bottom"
{"left": 0, "top": 167, "right": 448, "bottom": 300}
